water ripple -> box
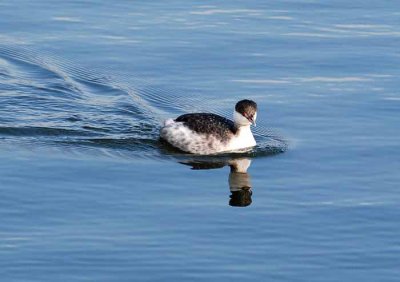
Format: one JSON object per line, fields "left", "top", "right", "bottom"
{"left": 0, "top": 44, "right": 287, "bottom": 161}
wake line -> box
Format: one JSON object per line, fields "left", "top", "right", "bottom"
{"left": 0, "top": 43, "right": 288, "bottom": 153}
{"left": 0, "top": 44, "right": 164, "bottom": 121}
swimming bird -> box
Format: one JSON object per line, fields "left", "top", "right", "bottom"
{"left": 160, "top": 99, "right": 257, "bottom": 154}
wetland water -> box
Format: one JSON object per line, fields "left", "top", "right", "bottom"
{"left": 0, "top": 1, "right": 399, "bottom": 281}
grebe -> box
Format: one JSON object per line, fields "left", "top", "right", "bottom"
{"left": 160, "top": 99, "right": 257, "bottom": 155}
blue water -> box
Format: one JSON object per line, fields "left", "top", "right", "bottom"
{"left": 1, "top": 1, "right": 399, "bottom": 281}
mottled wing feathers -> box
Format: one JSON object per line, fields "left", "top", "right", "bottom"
{"left": 175, "top": 113, "right": 237, "bottom": 141}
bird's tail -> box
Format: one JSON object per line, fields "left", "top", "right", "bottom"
{"left": 163, "top": 118, "right": 175, "bottom": 126}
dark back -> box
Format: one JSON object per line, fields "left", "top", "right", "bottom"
{"left": 175, "top": 113, "right": 237, "bottom": 141}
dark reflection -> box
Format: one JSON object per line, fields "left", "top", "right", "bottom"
{"left": 180, "top": 157, "right": 253, "bottom": 207}
{"left": 228, "top": 159, "right": 252, "bottom": 207}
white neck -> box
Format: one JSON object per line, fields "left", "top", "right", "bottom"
{"left": 233, "top": 110, "right": 251, "bottom": 126}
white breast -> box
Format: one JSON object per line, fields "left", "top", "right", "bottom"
{"left": 225, "top": 125, "right": 256, "bottom": 152}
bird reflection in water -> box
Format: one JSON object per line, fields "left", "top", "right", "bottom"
{"left": 228, "top": 158, "right": 252, "bottom": 207}
{"left": 180, "top": 158, "right": 253, "bottom": 207}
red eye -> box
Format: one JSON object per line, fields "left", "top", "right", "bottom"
{"left": 246, "top": 114, "right": 253, "bottom": 122}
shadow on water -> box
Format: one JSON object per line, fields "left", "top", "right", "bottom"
{"left": 166, "top": 136, "right": 281, "bottom": 207}
{"left": 180, "top": 157, "right": 254, "bottom": 207}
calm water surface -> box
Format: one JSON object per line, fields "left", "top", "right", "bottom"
{"left": 0, "top": 1, "right": 399, "bottom": 281}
